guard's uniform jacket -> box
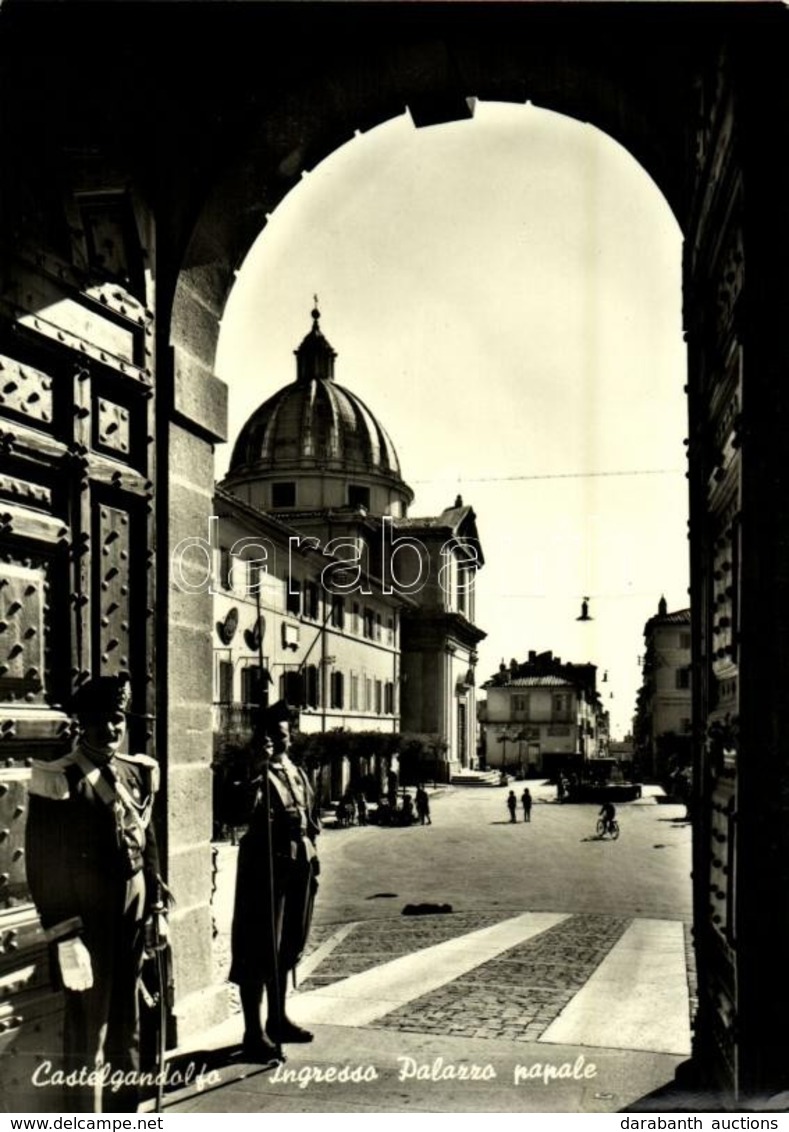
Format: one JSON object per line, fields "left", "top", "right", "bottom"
{"left": 229, "top": 754, "right": 320, "bottom": 986}
{"left": 26, "top": 747, "right": 160, "bottom": 1112}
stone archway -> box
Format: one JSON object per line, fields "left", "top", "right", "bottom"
{"left": 166, "top": 18, "right": 700, "bottom": 1036}
{"left": 164, "top": 9, "right": 789, "bottom": 1096}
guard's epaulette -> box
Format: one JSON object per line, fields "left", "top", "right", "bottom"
{"left": 29, "top": 753, "right": 79, "bottom": 800}
{"left": 115, "top": 751, "right": 160, "bottom": 792}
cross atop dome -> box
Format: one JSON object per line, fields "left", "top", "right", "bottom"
{"left": 295, "top": 298, "right": 336, "bottom": 383}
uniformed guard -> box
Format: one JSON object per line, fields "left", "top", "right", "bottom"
{"left": 25, "top": 674, "right": 167, "bottom": 1113}
{"left": 229, "top": 699, "right": 320, "bottom": 1063}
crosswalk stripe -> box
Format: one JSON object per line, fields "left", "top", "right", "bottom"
{"left": 539, "top": 918, "right": 691, "bottom": 1055}
{"left": 287, "top": 911, "right": 570, "bottom": 1028}
{"left": 297, "top": 921, "right": 360, "bottom": 983}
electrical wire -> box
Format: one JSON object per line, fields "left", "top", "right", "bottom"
{"left": 411, "top": 468, "right": 684, "bottom": 485}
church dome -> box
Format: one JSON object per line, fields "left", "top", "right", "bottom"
{"left": 224, "top": 306, "right": 413, "bottom": 515}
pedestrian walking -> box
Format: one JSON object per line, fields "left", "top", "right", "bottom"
{"left": 341, "top": 789, "right": 357, "bottom": 827}
{"left": 401, "top": 792, "right": 415, "bottom": 825}
{"left": 415, "top": 785, "right": 432, "bottom": 825}
{"left": 387, "top": 768, "right": 398, "bottom": 808}
{"left": 507, "top": 789, "right": 518, "bottom": 822}
{"left": 521, "top": 787, "right": 533, "bottom": 822}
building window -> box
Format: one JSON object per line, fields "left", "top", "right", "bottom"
{"left": 386, "top": 616, "right": 395, "bottom": 645}
{"left": 512, "top": 694, "right": 529, "bottom": 718}
{"left": 281, "top": 670, "right": 301, "bottom": 704}
{"left": 272, "top": 482, "right": 296, "bottom": 508}
{"left": 247, "top": 560, "right": 261, "bottom": 594}
{"left": 364, "top": 677, "right": 372, "bottom": 712}
{"left": 304, "top": 581, "right": 320, "bottom": 621}
{"left": 286, "top": 578, "right": 301, "bottom": 616}
{"left": 363, "top": 607, "right": 375, "bottom": 639}
{"left": 350, "top": 673, "right": 359, "bottom": 711}
{"left": 675, "top": 667, "right": 691, "bottom": 690}
{"left": 679, "top": 631, "right": 691, "bottom": 649}
{"left": 457, "top": 565, "right": 468, "bottom": 616}
{"left": 375, "top": 679, "right": 383, "bottom": 715}
{"left": 227, "top": 556, "right": 245, "bottom": 594}
{"left": 353, "top": 602, "right": 361, "bottom": 635}
{"left": 241, "top": 665, "right": 267, "bottom": 707}
{"left": 385, "top": 681, "right": 395, "bottom": 714}
{"left": 348, "top": 484, "right": 371, "bottom": 510}
{"left": 330, "top": 671, "right": 345, "bottom": 709}
{"left": 553, "top": 694, "right": 568, "bottom": 719}
{"left": 218, "top": 547, "right": 233, "bottom": 591}
{"left": 375, "top": 613, "right": 383, "bottom": 641}
{"left": 218, "top": 660, "right": 233, "bottom": 704}
{"left": 331, "top": 594, "right": 345, "bottom": 629}
{"left": 304, "top": 664, "right": 319, "bottom": 709}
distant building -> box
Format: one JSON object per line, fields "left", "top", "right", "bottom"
{"left": 212, "top": 488, "right": 406, "bottom": 799}
{"left": 214, "top": 305, "right": 485, "bottom": 784}
{"left": 609, "top": 735, "right": 635, "bottom": 768}
{"left": 394, "top": 499, "right": 486, "bottom": 774}
{"left": 633, "top": 597, "right": 692, "bottom": 777}
{"left": 480, "top": 650, "right": 606, "bottom": 777}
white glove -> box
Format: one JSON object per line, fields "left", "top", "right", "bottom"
{"left": 57, "top": 937, "right": 93, "bottom": 992}
{"left": 153, "top": 911, "right": 169, "bottom": 948}
{"left": 144, "top": 910, "right": 169, "bottom": 953}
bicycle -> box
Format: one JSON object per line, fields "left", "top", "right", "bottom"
{"left": 596, "top": 817, "right": 620, "bottom": 840}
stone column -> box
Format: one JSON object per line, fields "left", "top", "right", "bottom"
{"left": 160, "top": 274, "right": 229, "bottom": 1039}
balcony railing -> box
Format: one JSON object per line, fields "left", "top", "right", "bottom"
{"left": 214, "top": 702, "right": 257, "bottom": 739}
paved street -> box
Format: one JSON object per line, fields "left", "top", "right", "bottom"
{"left": 309, "top": 781, "right": 692, "bottom": 924}
{"left": 167, "top": 782, "right": 694, "bottom": 1113}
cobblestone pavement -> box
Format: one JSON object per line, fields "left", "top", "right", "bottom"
{"left": 208, "top": 903, "right": 693, "bottom": 1050}
{"left": 299, "top": 911, "right": 632, "bottom": 1042}
{"left": 299, "top": 912, "right": 506, "bottom": 989}
{"left": 376, "top": 913, "right": 630, "bottom": 1042}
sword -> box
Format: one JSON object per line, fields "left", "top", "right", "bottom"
{"left": 255, "top": 586, "right": 284, "bottom": 1061}
{"left": 147, "top": 890, "right": 170, "bottom": 1113}
{"left": 260, "top": 747, "right": 284, "bottom": 1059}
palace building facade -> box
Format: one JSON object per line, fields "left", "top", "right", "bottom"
{"left": 214, "top": 307, "right": 486, "bottom": 786}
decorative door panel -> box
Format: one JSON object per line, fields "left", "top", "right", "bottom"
{"left": 686, "top": 45, "right": 745, "bottom": 1093}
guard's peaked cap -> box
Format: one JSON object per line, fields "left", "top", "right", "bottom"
{"left": 71, "top": 674, "right": 132, "bottom": 719}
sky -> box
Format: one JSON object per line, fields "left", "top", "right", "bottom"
{"left": 214, "top": 101, "right": 689, "bottom": 740}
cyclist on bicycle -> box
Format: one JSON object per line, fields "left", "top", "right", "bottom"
{"left": 599, "top": 800, "right": 617, "bottom": 835}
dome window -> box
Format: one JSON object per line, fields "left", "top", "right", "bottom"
{"left": 348, "top": 484, "right": 370, "bottom": 510}
{"left": 272, "top": 481, "right": 296, "bottom": 508}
